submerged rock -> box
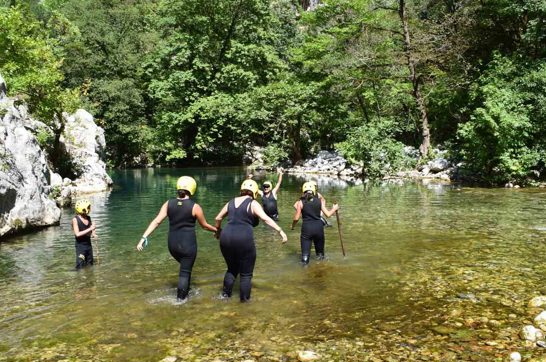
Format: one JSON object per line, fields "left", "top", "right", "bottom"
{"left": 535, "top": 311, "right": 546, "bottom": 331}
{"left": 510, "top": 351, "right": 522, "bottom": 362}
{"left": 521, "top": 325, "right": 542, "bottom": 342}
{"left": 529, "top": 296, "right": 546, "bottom": 308}
{"left": 298, "top": 350, "right": 320, "bottom": 361}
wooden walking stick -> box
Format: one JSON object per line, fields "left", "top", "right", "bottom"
{"left": 334, "top": 203, "right": 346, "bottom": 257}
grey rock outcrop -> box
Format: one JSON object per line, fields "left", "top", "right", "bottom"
{"left": 0, "top": 74, "right": 112, "bottom": 238}
{"left": 0, "top": 73, "right": 6, "bottom": 99}
{"left": 60, "top": 109, "right": 113, "bottom": 194}
{"left": 286, "top": 151, "right": 362, "bottom": 181}
{"left": 0, "top": 97, "right": 61, "bottom": 237}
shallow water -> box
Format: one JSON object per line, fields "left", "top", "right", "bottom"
{"left": 1, "top": 168, "right": 545, "bottom": 361}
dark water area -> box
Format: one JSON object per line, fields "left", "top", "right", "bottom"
{"left": 1, "top": 168, "right": 545, "bottom": 361}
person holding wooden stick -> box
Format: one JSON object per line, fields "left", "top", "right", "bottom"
{"left": 291, "top": 182, "right": 339, "bottom": 265}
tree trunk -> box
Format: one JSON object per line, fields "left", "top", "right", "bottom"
{"left": 399, "top": 0, "right": 431, "bottom": 158}
{"left": 291, "top": 118, "right": 303, "bottom": 163}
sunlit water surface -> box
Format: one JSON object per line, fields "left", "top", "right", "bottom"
{"left": 1, "top": 168, "right": 545, "bottom": 361}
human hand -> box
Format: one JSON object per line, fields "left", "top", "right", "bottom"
{"left": 214, "top": 228, "right": 222, "bottom": 240}
{"left": 279, "top": 230, "right": 287, "bottom": 244}
{"left": 136, "top": 236, "right": 148, "bottom": 251}
{"left": 332, "top": 203, "right": 339, "bottom": 212}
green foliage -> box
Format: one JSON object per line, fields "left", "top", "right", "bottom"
{"left": 457, "top": 55, "right": 546, "bottom": 184}
{"left": 0, "top": 5, "right": 79, "bottom": 123}
{"left": 35, "top": 128, "right": 54, "bottom": 150}
{"left": 47, "top": 0, "right": 158, "bottom": 165}
{"left": 262, "top": 144, "right": 289, "bottom": 166}
{"left": 337, "top": 117, "right": 407, "bottom": 179}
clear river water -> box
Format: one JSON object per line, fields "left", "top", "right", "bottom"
{"left": 1, "top": 168, "right": 545, "bottom": 361}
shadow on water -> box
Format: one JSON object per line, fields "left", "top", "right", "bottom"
{"left": 1, "top": 168, "right": 546, "bottom": 361}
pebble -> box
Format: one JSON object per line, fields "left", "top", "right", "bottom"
{"left": 298, "top": 350, "right": 320, "bottom": 361}
{"left": 509, "top": 352, "right": 521, "bottom": 362}
{"left": 160, "top": 357, "right": 177, "bottom": 362}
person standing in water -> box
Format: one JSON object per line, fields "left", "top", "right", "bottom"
{"left": 72, "top": 199, "right": 97, "bottom": 269}
{"left": 291, "top": 182, "right": 339, "bottom": 265}
{"left": 292, "top": 180, "right": 330, "bottom": 227}
{"left": 214, "top": 179, "right": 287, "bottom": 302}
{"left": 247, "top": 168, "right": 283, "bottom": 221}
{"left": 136, "top": 176, "right": 217, "bottom": 302}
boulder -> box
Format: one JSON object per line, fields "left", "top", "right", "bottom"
{"left": 60, "top": 109, "right": 113, "bottom": 194}
{"left": 428, "top": 158, "right": 449, "bottom": 173}
{"left": 0, "top": 97, "right": 61, "bottom": 237}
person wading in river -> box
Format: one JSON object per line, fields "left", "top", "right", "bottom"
{"left": 72, "top": 199, "right": 97, "bottom": 269}
{"left": 291, "top": 182, "right": 339, "bottom": 265}
{"left": 136, "top": 176, "right": 217, "bottom": 302}
{"left": 293, "top": 180, "right": 331, "bottom": 227}
{"left": 246, "top": 168, "right": 283, "bottom": 221}
{"left": 214, "top": 179, "right": 287, "bottom": 302}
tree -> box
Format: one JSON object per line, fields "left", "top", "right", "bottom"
{"left": 0, "top": 5, "right": 79, "bottom": 175}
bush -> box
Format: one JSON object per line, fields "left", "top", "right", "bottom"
{"left": 336, "top": 117, "right": 406, "bottom": 179}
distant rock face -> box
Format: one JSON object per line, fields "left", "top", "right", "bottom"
{"left": 60, "top": 109, "right": 113, "bottom": 194}
{"left": 0, "top": 97, "right": 61, "bottom": 237}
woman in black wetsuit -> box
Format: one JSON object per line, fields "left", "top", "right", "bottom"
{"left": 214, "top": 179, "right": 287, "bottom": 302}
{"left": 291, "top": 181, "right": 339, "bottom": 265}
{"left": 72, "top": 199, "right": 97, "bottom": 269}
{"left": 136, "top": 176, "right": 217, "bottom": 302}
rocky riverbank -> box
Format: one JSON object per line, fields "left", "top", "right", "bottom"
{"left": 0, "top": 74, "right": 112, "bottom": 238}
{"left": 247, "top": 148, "right": 455, "bottom": 184}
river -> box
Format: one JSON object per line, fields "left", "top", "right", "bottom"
{"left": 1, "top": 168, "right": 545, "bottom": 361}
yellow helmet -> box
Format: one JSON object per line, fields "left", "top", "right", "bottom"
{"left": 75, "top": 199, "right": 91, "bottom": 214}
{"left": 241, "top": 179, "right": 259, "bottom": 199}
{"left": 262, "top": 181, "right": 273, "bottom": 189}
{"left": 302, "top": 182, "right": 316, "bottom": 195}
{"left": 176, "top": 176, "right": 197, "bottom": 195}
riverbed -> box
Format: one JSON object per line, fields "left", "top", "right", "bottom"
{"left": 1, "top": 168, "right": 545, "bottom": 361}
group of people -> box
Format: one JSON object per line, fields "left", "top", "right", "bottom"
{"left": 72, "top": 170, "right": 339, "bottom": 303}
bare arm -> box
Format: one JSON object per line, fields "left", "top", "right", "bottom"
{"left": 136, "top": 202, "right": 168, "bottom": 251}
{"left": 72, "top": 217, "right": 96, "bottom": 237}
{"left": 291, "top": 200, "right": 302, "bottom": 230}
{"left": 193, "top": 204, "right": 217, "bottom": 232}
{"left": 272, "top": 169, "right": 283, "bottom": 196}
{"left": 214, "top": 202, "right": 229, "bottom": 239}
{"left": 320, "top": 202, "right": 339, "bottom": 218}
{"left": 251, "top": 201, "right": 287, "bottom": 243}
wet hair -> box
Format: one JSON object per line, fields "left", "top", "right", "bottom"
{"left": 177, "top": 189, "right": 191, "bottom": 198}
{"left": 302, "top": 191, "right": 314, "bottom": 202}
{"left": 240, "top": 189, "right": 254, "bottom": 198}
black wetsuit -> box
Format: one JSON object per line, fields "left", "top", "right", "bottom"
{"left": 261, "top": 192, "right": 279, "bottom": 221}
{"left": 219, "top": 197, "right": 258, "bottom": 302}
{"left": 167, "top": 198, "right": 197, "bottom": 300}
{"left": 74, "top": 215, "right": 93, "bottom": 269}
{"left": 300, "top": 195, "right": 325, "bottom": 264}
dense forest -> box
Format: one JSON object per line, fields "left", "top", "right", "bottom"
{"left": 1, "top": 0, "right": 545, "bottom": 185}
